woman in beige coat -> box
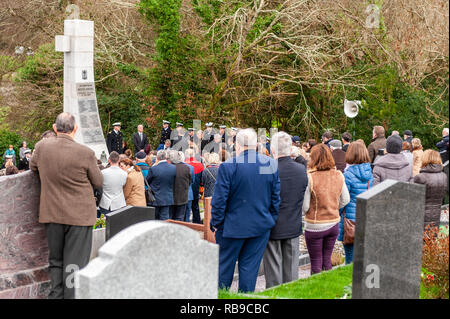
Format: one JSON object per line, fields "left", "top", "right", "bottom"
{"left": 411, "top": 138, "right": 424, "bottom": 176}
{"left": 119, "top": 158, "right": 147, "bottom": 207}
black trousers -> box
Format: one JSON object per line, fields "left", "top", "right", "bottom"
{"left": 45, "top": 223, "right": 92, "bottom": 299}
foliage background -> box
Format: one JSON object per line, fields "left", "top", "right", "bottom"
{"left": 0, "top": 0, "right": 448, "bottom": 153}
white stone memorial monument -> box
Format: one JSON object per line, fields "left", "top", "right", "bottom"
{"left": 55, "top": 18, "right": 108, "bottom": 160}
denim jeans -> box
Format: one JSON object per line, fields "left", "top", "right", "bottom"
{"left": 171, "top": 204, "right": 187, "bottom": 221}
{"left": 191, "top": 174, "right": 202, "bottom": 224}
{"left": 343, "top": 244, "right": 354, "bottom": 264}
{"left": 184, "top": 200, "right": 193, "bottom": 222}
{"left": 155, "top": 206, "right": 170, "bottom": 220}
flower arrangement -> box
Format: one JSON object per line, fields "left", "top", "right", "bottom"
{"left": 421, "top": 224, "right": 449, "bottom": 298}
{"left": 94, "top": 214, "right": 106, "bottom": 229}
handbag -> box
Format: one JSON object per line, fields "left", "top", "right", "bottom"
{"left": 342, "top": 180, "right": 370, "bottom": 245}
{"left": 342, "top": 208, "right": 355, "bottom": 245}
{"left": 143, "top": 176, "right": 156, "bottom": 203}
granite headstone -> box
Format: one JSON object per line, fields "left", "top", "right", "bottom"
{"left": 75, "top": 221, "right": 219, "bottom": 298}
{"left": 105, "top": 206, "right": 156, "bottom": 241}
{"left": 352, "top": 179, "right": 426, "bottom": 299}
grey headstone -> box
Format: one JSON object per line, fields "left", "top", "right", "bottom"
{"left": 105, "top": 206, "right": 156, "bottom": 241}
{"left": 352, "top": 179, "right": 426, "bottom": 299}
{"left": 75, "top": 221, "right": 219, "bottom": 299}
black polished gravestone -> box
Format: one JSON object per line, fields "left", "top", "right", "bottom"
{"left": 352, "top": 179, "right": 426, "bottom": 299}
{"left": 105, "top": 206, "right": 156, "bottom": 241}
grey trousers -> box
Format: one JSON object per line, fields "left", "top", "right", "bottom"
{"left": 45, "top": 223, "right": 92, "bottom": 299}
{"left": 263, "top": 236, "right": 300, "bottom": 289}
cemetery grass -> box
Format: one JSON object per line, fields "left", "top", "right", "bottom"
{"left": 218, "top": 264, "right": 448, "bottom": 299}
{"left": 420, "top": 282, "right": 449, "bottom": 299}
{"left": 218, "top": 265, "right": 353, "bottom": 299}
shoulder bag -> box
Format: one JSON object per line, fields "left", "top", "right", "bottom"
{"left": 343, "top": 180, "right": 371, "bottom": 245}
{"left": 143, "top": 176, "right": 156, "bottom": 203}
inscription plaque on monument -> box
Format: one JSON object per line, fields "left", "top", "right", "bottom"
{"left": 76, "top": 83, "right": 104, "bottom": 144}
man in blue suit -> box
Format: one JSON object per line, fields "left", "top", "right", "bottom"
{"left": 211, "top": 128, "right": 281, "bottom": 293}
{"left": 146, "top": 150, "right": 177, "bottom": 220}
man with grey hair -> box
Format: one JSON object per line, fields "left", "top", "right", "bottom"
{"left": 262, "top": 132, "right": 308, "bottom": 288}
{"left": 368, "top": 125, "right": 386, "bottom": 163}
{"left": 132, "top": 124, "right": 149, "bottom": 154}
{"left": 146, "top": 150, "right": 177, "bottom": 220}
{"left": 329, "top": 139, "right": 346, "bottom": 173}
{"left": 202, "top": 133, "right": 223, "bottom": 155}
{"left": 211, "top": 128, "right": 281, "bottom": 293}
{"left": 30, "top": 112, "right": 103, "bottom": 299}
{"left": 169, "top": 150, "right": 192, "bottom": 221}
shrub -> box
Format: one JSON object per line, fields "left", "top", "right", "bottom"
{"left": 422, "top": 225, "right": 449, "bottom": 298}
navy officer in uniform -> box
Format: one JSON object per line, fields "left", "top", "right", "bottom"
{"left": 106, "top": 122, "right": 123, "bottom": 154}
{"left": 171, "top": 123, "right": 190, "bottom": 151}
{"left": 187, "top": 128, "right": 195, "bottom": 142}
{"left": 157, "top": 120, "right": 172, "bottom": 151}
{"left": 219, "top": 125, "right": 227, "bottom": 143}
{"left": 201, "top": 122, "right": 216, "bottom": 152}
{"left": 231, "top": 127, "right": 238, "bottom": 144}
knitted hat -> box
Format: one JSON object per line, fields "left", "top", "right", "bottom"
{"left": 403, "top": 130, "right": 412, "bottom": 136}
{"left": 135, "top": 151, "right": 147, "bottom": 160}
{"left": 386, "top": 135, "right": 403, "bottom": 154}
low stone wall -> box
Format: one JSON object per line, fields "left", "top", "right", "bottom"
{"left": 0, "top": 171, "right": 50, "bottom": 298}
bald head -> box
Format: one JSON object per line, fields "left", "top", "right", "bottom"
{"left": 55, "top": 112, "right": 76, "bottom": 133}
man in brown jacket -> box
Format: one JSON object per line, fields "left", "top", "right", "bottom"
{"left": 30, "top": 112, "right": 103, "bottom": 299}
{"left": 329, "top": 139, "right": 346, "bottom": 173}
{"left": 368, "top": 125, "right": 387, "bottom": 163}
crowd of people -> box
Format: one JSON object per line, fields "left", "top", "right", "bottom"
{"left": 5, "top": 112, "right": 448, "bottom": 298}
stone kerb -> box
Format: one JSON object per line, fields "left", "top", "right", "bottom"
{"left": 75, "top": 221, "right": 219, "bottom": 299}
{"left": 352, "top": 179, "right": 426, "bottom": 299}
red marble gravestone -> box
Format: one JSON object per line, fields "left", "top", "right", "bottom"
{"left": 0, "top": 171, "right": 50, "bottom": 298}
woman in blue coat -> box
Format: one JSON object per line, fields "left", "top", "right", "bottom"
{"left": 339, "top": 141, "right": 373, "bottom": 264}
